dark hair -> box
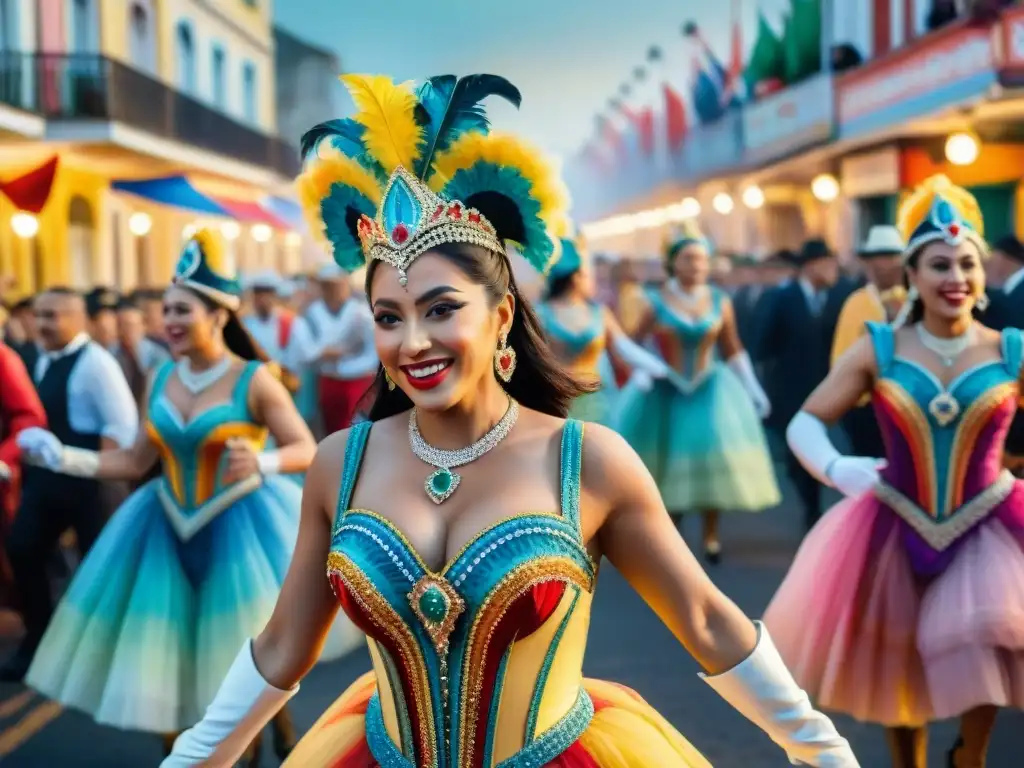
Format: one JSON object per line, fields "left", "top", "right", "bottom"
{"left": 187, "top": 288, "right": 300, "bottom": 393}
{"left": 363, "top": 242, "right": 594, "bottom": 420}
{"left": 993, "top": 235, "right": 1024, "bottom": 264}
{"left": 903, "top": 246, "right": 987, "bottom": 325}
{"left": 545, "top": 270, "right": 578, "bottom": 300}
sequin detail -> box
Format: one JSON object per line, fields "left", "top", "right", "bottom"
{"left": 495, "top": 688, "right": 595, "bottom": 768}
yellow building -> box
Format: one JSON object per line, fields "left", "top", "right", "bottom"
{"left": 0, "top": 0, "right": 306, "bottom": 301}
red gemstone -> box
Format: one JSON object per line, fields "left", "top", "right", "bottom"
{"left": 500, "top": 354, "right": 511, "bottom": 370}
{"left": 948, "top": 223, "right": 960, "bottom": 236}
{"left": 391, "top": 224, "right": 409, "bottom": 244}
{"left": 432, "top": 204, "right": 445, "bottom": 221}
{"left": 468, "top": 212, "right": 481, "bottom": 223}
{"left": 448, "top": 203, "right": 463, "bottom": 219}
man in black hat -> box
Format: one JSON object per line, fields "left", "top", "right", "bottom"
{"left": 985, "top": 235, "right": 1024, "bottom": 475}
{"left": 752, "top": 238, "right": 852, "bottom": 530}
{"left": 2, "top": 287, "right": 137, "bottom": 680}
{"left": 5, "top": 297, "right": 41, "bottom": 376}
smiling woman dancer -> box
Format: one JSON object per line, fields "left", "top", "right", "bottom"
{"left": 163, "top": 73, "right": 857, "bottom": 768}
{"left": 765, "top": 175, "right": 1024, "bottom": 768}
{"left": 16, "top": 231, "right": 359, "bottom": 763}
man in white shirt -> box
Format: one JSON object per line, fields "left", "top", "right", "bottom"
{"left": 986, "top": 235, "right": 1024, "bottom": 475}
{"left": 1, "top": 288, "right": 138, "bottom": 681}
{"left": 290, "top": 264, "right": 378, "bottom": 434}
{"left": 242, "top": 270, "right": 296, "bottom": 365}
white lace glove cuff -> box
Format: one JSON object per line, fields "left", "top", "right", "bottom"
{"left": 161, "top": 639, "right": 298, "bottom": 767}
{"left": 257, "top": 451, "right": 281, "bottom": 476}
{"left": 727, "top": 351, "right": 771, "bottom": 418}
{"left": 60, "top": 447, "right": 101, "bottom": 478}
{"left": 16, "top": 428, "right": 99, "bottom": 477}
{"left": 701, "top": 622, "right": 860, "bottom": 767}
{"left": 610, "top": 335, "right": 669, "bottom": 379}
{"left": 786, "top": 412, "right": 842, "bottom": 487}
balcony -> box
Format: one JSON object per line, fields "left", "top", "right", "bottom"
{"left": 0, "top": 52, "right": 299, "bottom": 178}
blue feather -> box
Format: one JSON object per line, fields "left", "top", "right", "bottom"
{"left": 442, "top": 162, "right": 554, "bottom": 274}
{"left": 320, "top": 183, "right": 376, "bottom": 272}
{"left": 300, "top": 118, "right": 367, "bottom": 160}
{"left": 414, "top": 74, "right": 522, "bottom": 179}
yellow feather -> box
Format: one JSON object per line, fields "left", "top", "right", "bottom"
{"left": 295, "top": 148, "right": 384, "bottom": 250}
{"left": 190, "top": 228, "right": 236, "bottom": 279}
{"left": 340, "top": 74, "right": 422, "bottom": 175}
{"left": 428, "top": 131, "right": 570, "bottom": 228}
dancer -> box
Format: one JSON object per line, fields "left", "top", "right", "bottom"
{"left": 765, "top": 175, "right": 1024, "bottom": 768}
{"left": 616, "top": 223, "right": 780, "bottom": 563}
{"left": 164, "top": 72, "right": 856, "bottom": 768}
{"left": 536, "top": 237, "right": 665, "bottom": 423}
{"left": 16, "top": 230, "right": 358, "bottom": 762}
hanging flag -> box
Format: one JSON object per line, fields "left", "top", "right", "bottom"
{"left": 663, "top": 83, "right": 689, "bottom": 151}
{"left": 0, "top": 156, "right": 59, "bottom": 213}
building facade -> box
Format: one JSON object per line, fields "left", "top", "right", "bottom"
{"left": 274, "top": 26, "right": 339, "bottom": 151}
{"left": 0, "top": 0, "right": 310, "bottom": 300}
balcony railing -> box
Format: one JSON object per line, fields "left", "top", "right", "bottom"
{"left": 0, "top": 52, "right": 299, "bottom": 178}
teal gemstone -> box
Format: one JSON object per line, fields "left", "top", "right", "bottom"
{"left": 382, "top": 173, "right": 422, "bottom": 237}
{"left": 418, "top": 586, "right": 448, "bottom": 623}
{"left": 431, "top": 469, "right": 453, "bottom": 494}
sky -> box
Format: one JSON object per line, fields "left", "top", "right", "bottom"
{"left": 274, "top": 0, "right": 793, "bottom": 163}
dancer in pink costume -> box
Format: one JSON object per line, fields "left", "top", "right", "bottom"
{"left": 764, "top": 175, "right": 1024, "bottom": 768}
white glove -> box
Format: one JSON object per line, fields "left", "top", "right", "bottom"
{"left": 701, "top": 622, "right": 860, "bottom": 767}
{"left": 610, "top": 334, "right": 670, "bottom": 379}
{"left": 257, "top": 451, "right": 281, "bottom": 476}
{"left": 15, "top": 427, "right": 99, "bottom": 478}
{"left": 727, "top": 351, "right": 771, "bottom": 420}
{"left": 0, "top": 460, "right": 10, "bottom": 482}
{"left": 628, "top": 369, "right": 654, "bottom": 393}
{"left": 786, "top": 412, "right": 882, "bottom": 497}
{"left": 17, "top": 427, "right": 65, "bottom": 470}
{"left": 162, "top": 639, "right": 297, "bottom": 767}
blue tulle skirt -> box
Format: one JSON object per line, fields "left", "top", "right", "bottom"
{"left": 28, "top": 477, "right": 306, "bottom": 733}
{"left": 615, "top": 364, "right": 780, "bottom": 512}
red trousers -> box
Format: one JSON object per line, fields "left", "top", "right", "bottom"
{"left": 319, "top": 375, "right": 375, "bottom": 435}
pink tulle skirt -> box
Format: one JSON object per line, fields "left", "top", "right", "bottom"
{"left": 764, "top": 491, "right": 1024, "bottom": 727}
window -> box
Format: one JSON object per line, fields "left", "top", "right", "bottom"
{"left": 211, "top": 45, "right": 226, "bottom": 109}
{"left": 0, "top": 0, "right": 17, "bottom": 51}
{"left": 128, "top": 2, "right": 155, "bottom": 73}
{"left": 176, "top": 21, "right": 196, "bottom": 94}
{"left": 242, "top": 61, "right": 257, "bottom": 123}
{"left": 70, "top": 0, "right": 97, "bottom": 53}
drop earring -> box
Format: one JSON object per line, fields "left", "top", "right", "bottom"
{"left": 976, "top": 292, "right": 990, "bottom": 312}
{"left": 494, "top": 333, "right": 517, "bottom": 382}
{"left": 384, "top": 369, "right": 396, "bottom": 391}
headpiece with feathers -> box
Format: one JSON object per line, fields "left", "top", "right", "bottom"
{"left": 297, "top": 74, "right": 569, "bottom": 284}
{"left": 172, "top": 228, "right": 241, "bottom": 311}
{"left": 665, "top": 220, "right": 710, "bottom": 260}
{"left": 896, "top": 174, "right": 986, "bottom": 263}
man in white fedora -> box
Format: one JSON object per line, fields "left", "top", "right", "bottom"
{"left": 830, "top": 225, "right": 907, "bottom": 457}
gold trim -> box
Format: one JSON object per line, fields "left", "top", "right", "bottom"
{"left": 156, "top": 473, "right": 261, "bottom": 541}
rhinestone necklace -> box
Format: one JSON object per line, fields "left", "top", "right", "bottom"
{"left": 176, "top": 356, "right": 233, "bottom": 394}
{"left": 409, "top": 398, "right": 520, "bottom": 504}
{"left": 916, "top": 322, "right": 974, "bottom": 368}
{"left": 666, "top": 279, "right": 707, "bottom": 310}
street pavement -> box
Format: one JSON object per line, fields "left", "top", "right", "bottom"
{"left": 0, "top": 469, "right": 1021, "bottom": 766}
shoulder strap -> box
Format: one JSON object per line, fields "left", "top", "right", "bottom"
{"left": 1000, "top": 328, "right": 1024, "bottom": 379}
{"left": 865, "top": 321, "right": 895, "bottom": 374}
{"left": 149, "top": 359, "right": 176, "bottom": 410}
{"left": 333, "top": 421, "right": 373, "bottom": 532}
{"left": 232, "top": 360, "right": 262, "bottom": 402}
{"left": 559, "top": 419, "right": 585, "bottom": 538}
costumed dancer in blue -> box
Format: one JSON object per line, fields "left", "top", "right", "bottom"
{"left": 536, "top": 236, "right": 662, "bottom": 424}
{"left": 16, "top": 229, "right": 362, "bottom": 764}
{"left": 616, "top": 222, "right": 781, "bottom": 563}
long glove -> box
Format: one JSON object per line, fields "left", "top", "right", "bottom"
{"left": 727, "top": 351, "right": 771, "bottom": 419}
{"left": 161, "top": 640, "right": 298, "bottom": 767}
{"left": 786, "top": 411, "right": 881, "bottom": 497}
{"left": 701, "top": 622, "right": 860, "bottom": 767}
{"left": 610, "top": 335, "right": 670, "bottom": 393}
{"left": 16, "top": 426, "right": 99, "bottom": 477}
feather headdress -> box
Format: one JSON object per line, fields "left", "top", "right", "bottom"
{"left": 173, "top": 228, "right": 241, "bottom": 310}
{"left": 896, "top": 174, "right": 986, "bottom": 262}
{"left": 665, "top": 219, "right": 709, "bottom": 259}
{"left": 297, "top": 73, "right": 568, "bottom": 281}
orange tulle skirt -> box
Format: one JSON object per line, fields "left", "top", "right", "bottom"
{"left": 284, "top": 673, "right": 710, "bottom": 767}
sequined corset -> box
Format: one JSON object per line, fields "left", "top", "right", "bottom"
{"left": 867, "top": 322, "right": 1022, "bottom": 559}
{"left": 146, "top": 360, "right": 268, "bottom": 541}
{"left": 327, "top": 420, "right": 598, "bottom": 768}
{"left": 647, "top": 287, "right": 723, "bottom": 390}
{"left": 537, "top": 302, "right": 605, "bottom": 383}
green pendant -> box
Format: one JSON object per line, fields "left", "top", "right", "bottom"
{"left": 425, "top": 467, "right": 460, "bottom": 504}
{"left": 418, "top": 585, "right": 449, "bottom": 623}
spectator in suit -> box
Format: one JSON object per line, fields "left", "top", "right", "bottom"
{"left": 985, "top": 235, "right": 1024, "bottom": 474}
{"left": 752, "top": 239, "right": 852, "bottom": 529}
{"left": 5, "top": 297, "right": 41, "bottom": 377}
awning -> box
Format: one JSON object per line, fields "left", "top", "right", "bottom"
{"left": 213, "top": 196, "right": 289, "bottom": 228}
{"left": 111, "top": 175, "right": 229, "bottom": 216}
{"left": 261, "top": 195, "right": 305, "bottom": 230}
